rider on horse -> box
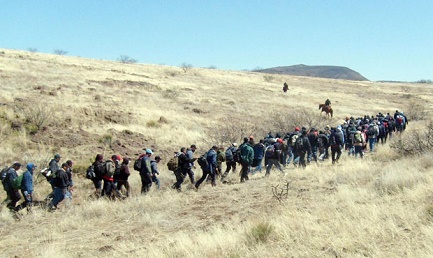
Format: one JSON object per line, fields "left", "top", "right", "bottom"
{"left": 325, "top": 99, "right": 331, "bottom": 106}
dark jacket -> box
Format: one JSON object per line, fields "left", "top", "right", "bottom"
{"left": 53, "top": 169, "right": 69, "bottom": 189}
{"left": 140, "top": 156, "right": 152, "bottom": 175}
{"left": 4, "top": 167, "right": 18, "bottom": 191}
{"left": 240, "top": 143, "right": 254, "bottom": 165}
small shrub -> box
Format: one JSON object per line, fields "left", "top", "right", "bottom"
{"left": 146, "top": 120, "right": 161, "bottom": 128}
{"left": 263, "top": 75, "right": 275, "bottom": 82}
{"left": 180, "top": 63, "right": 193, "bottom": 73}
{"left": 53, "top": 49, "right": 68, "bottom": 55}
{"left": 246, "top": 222, "right": 274, "bottom": 244}
{"left": 389, "top": 120, "right": 433, "bottom": 155}
{"left": 117, "top": 55, "right": 137, "bottom": 64}
{"left": 99, "top": 134, "right": 113, "bottom": 149}
{"left": 162, "top": 89, "right": 179, "bottom": 99}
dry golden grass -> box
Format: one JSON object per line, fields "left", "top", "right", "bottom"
{"left": 1, "top": 48, "right": 433, "bottom": 257}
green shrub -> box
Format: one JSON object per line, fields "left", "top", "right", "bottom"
{"left": 246, "top": 222, "right": 274, "bottom": 244}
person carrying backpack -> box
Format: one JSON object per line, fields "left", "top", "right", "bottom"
{"left": 48, "top": 163, "right": 69, "bottom": 211}
{"left": 353, "top": 127, "right": 366, "bottom": 158}
{"left": 2, "top": 162, "right": 22, "bottom": 211}
{"left": 16, "top": 163, "right": 36, "bottom": 212}
{"left": 150, "top": 156, "right": 162, "bottom": 191}
{"left": 195, "top": 146, "right": 218, "bottom": 189}
{"left": 140, "top": 149, "right": 153, "bottom": 194}
{"left": 116, "top": 157, "right": 131, "bottom": 197}
{"left": 329, "top": 128, "right": 344, "bottom": 164}
{"left": 252, "top": 139, "right": 266, "bottom": 174}
{"left": 91, "top": 154, "right": 104, "bottom": 198}
{"left": 366, "top": 122, "right": 379, "bottom": 152}
{"left": 294, "top": 130, "right": 311, "bottom": 168}
{"left": 239, "top": 138, "right": 254, "bottom": 183}
{"left": 222, "top": 143, "right": 238, "bottom": 178}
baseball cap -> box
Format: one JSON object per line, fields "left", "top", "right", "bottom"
{"left": 146, "top": 149, "right": 153, "bottom": 154}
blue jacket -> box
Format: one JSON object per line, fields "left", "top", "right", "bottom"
{"left": 21, "top": 170, "right": 34, "bottom": 194}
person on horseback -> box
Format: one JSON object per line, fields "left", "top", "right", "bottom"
{"left": 325, "top": 99, "right": 331, "bottom": 106}
{"left": 283, "top": 82, "right": 289, "bottom": 93}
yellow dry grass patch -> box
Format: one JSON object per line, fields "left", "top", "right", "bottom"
{"left": 1, "top": 48, "right": 433, "bottom": 257}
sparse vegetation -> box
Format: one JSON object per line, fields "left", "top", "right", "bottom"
{"left": 117, "top": 55, "right": 137, "bottom": 64}
{"left": 180, "top": 62, "right": 193, "bottom": 73}
{"left": 53, "top": 49, "right": 68, "bottom": 55}
{"left": 1, "top": 48, "right": 433, "bottom": 257}
{"left": 263, "top": 74, "right": 275, "bottom": 82}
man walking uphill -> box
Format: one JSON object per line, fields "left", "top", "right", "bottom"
{"left": 239, "top": 137, "right": 254, "bottom": 183}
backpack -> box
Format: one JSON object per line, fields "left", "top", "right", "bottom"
{"left": 354, "top": 133, "right": 362, "bottom": 143}
{"left": 367, "top": 126, "right": 376, "bottom": 136}
{"left": 291, "top": 134, "right": 299, "bottom": 147}
{"left": 329, "top": 134, "right": 337, "bottom": 146}
{"left": 233, "top": 149, "right": 241, "bottom": 163}
{"left": 0, "top": 167, "right": 9, "bottom": 184}
{"left": 295, "top": 137, "right": 304, "bottom": 151}
{"left": 396, "top": 115, "right": 403, "bottom": 125}
{"left": 85, "top": 165, "right": 96, "bottom": 179}
{"left": 197, "top": 153, "right": 208, "bottom": 168}
{"left": 225, "top": 148, "right": 233, "bottom": 159}
{"left": 167, "top": 155, "right": 179, "bottom": 171}
{"left": 12, "top": 174, "right": 24, "bottom": 190}
{"left": 133, "top": 158, "right": 142, "bottom": 171}
{"left": 101, "top": 160, "right": 115, "bottom": 177}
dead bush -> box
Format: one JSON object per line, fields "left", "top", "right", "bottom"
{"left": 389, "top": 120, "right": 433, "bottom": 155}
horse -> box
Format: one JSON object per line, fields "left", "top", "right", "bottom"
{"left": 319, "top": 104, "right": 333, "bottom": 118}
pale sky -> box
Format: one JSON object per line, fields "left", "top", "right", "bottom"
{"left": 1, "top": 1, "right": 432, "bottom": 81}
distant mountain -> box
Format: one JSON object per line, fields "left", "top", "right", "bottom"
{"left": 255, "top": 64, "right": 369, "bottom": 81}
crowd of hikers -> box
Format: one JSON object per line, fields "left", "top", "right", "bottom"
{"left": 1, "top": 109, "right": 408, "bottom": 212}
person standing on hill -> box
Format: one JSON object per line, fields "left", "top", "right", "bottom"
{"left": 91, "top": 154, "right": 104, "bottom": 197}
{"left": 150, "top": 156, "right": 161, "bottom": 190}
{"left": 140, "top": 149, "right": 153, "bottom": 194}
{"left": 329, "top": 128, "right": 344, "bottom": 164}
{"left": 16, "top": 163, "right": 36, "bottom": 212}
{"left": 48, "top": 163, "right": 69, "bottom": 211}
{"left": 222, "top": 143, "right": 237, "bottom": 178}
{"left": 239, "top": 137, "right": 254, "bottom": 182}
{"left": 3, "top": 162, "right": 22, "bottom": 211}
{"left": 186, "top": 144, "right": 197, "bottom": 185}
{"left": 353, "top": 127, "right": 366, "bottom": 158}
{"left": 116, "top": 157, "right": 131, "bottom": 196}
{"left": 294, "top": 130, "right": 311, "bottom": 168}
{"left": 216, "top": 147, "right": 226, "bottom": 179}
{"left": 253, "top": 139, "right": 266, "bottom": 174}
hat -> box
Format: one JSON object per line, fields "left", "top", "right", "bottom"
{"left": 325, "top": 125, "right": 330, "bottom": 130}
{"left": 190, "top": 144, "right": 197, "bottom": 149}
{"left": 277, "top": 138, "right": 283, "bottom": 143}
{"left": 232, "top": 143, "right": 237, "bottom": 147}
{"left": 13, "top": 162, "right": 21, "bottom": 168}
{"left": 145, "top": 149, "right": 153, "bottom": 154}
{"left": 212, "top": 145, "right": 218, "bottom": 150}
{"left": 54, "top": 154, "right": 61, "bottom": 159}
{"left": 155, "top": 156, "right": 162, "bottom": 160}
{"left": 294, "top": 127, "right": 300, "bottom": 132}
{"left": 26, "top": 163, "right": 37, "bottom": 170}
{"left": 249, "top": 135, "right": 254, "bottom": 140}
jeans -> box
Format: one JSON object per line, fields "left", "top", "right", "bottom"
{"left": 224, "top": 160, "right": 236, "bottom": 175}
{"left": 152, "top": 176, "right": 160, "bottom": 190}
{"left": 368, "top": 138, "right": 376, "bottom": 152}
{"left": 297, "top": 151, "right": 307, "bottom": 168}
{"left": 286, "top": 148, "right": 294, "bottom": 164}
{"left": 253, "top": 158, "right": 263, "bottom": 173}
{"left": 49, "top": 187, "right": 66, "bottom": 209}
{"left": 308, "top": 146, "right": 318, "bottom": 162}
{"left": 354, "top": 146, "right": 364, "bottom": 158}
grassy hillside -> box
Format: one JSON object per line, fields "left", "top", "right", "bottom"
{"left": 1, "top": 48, "right": 433, "bottom": 257}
